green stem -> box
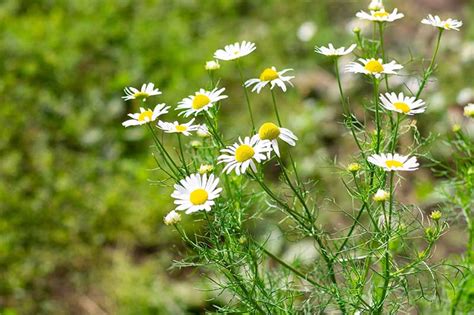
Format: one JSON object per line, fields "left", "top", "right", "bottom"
{"left": 378, "top": 22, "right": 389, "bottom": 90}
{"left": 237, "top": 59, "right": 256, "bottom": 132}
{"left": 146, "top": 124, "right": 183, "bottom": 178}
{"left": 373, "top": 78, "right": 381, "bottom": 153}
{"left": 416, "top": 29, "right": 443, "bottom": 99}
{"left": 176, "top": 134, "right": 189, "bottom": 175}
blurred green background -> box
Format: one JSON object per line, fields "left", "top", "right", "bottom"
{"left": 1, "top": 0, "right": 473, "bottom": 314}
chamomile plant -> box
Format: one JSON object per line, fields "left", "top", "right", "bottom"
{"left": 119, "top": 1, "right": 466, "bottom": 313}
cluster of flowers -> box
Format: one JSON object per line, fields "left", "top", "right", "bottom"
{"left": 121, "top": 0, "right": 465, "bottom": 225}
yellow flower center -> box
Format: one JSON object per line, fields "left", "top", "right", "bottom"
{"left": 138, "top": 110, "right": 153, "bottom": 122}
{"left": 235, "top": 144, "right": 255, "bottom": 162}
{"left": 373, "top": 11, "right": 389, "bottom": 18}
{"left": 259, "top": 68, "right": 279, "bottom": 81}
{"left": 176, "top": 125, "right": 187, "bottom": 132}
{"left": 385, "top": 160, "right": 403, "bottom": 168}
{"left": 133, "top": 91, "right": 150, "bottom": 99}
{"left": 192, "top": 94, "right": 211, "bottom": 110}
{"left": 444, "top": 23, "right": 451, "bottom": 29}
{"left": 364, "top": 60, "right": 384, "bottom": 73}
{"left": 258, "top": 122, "right": 280, "bottom": 140}
{"left": 190, "top": 188, "right": 208, "bottom": 205}
{"left": 393, "top": 102, "right": 410, "bottom": 113}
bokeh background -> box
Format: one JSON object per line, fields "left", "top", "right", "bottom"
{"left": 1, "top": 0, "right": 473, "bottom": 314}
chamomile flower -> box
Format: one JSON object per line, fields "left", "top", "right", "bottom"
{"left": 380, "top": 92, "right": 427, "bottom": 115}
{"left": 122, "top": 104, "right": 170, "bottom": 127}
{"left": 198, "top": 164, "right": 214, "bottom": 174}
{"left": 157, "top": 118, "right": 198, "bottom": 136}
{"left": 356, "top": 8, "right": 404, "bottom": 23}
{"left": 171, "top": 173, "right": 222, "bottom": 214}
{"left": 421, "top": 15, "right": 463, "bottom": 31}
{"left": 368, "top": 0, "right": 384, "bottom": 11}
{"left": 346, "top": 58, "right": 403, "bottom": 78}
{"left": 464, "top": 103, "right": 474, "bottom": 118}
{"left": 368, "top": 153, "right": 419, "bottom": 172}
{"left": 244, "top": 67, "right": 294, "bottom": 93}
{"left": 177, "top": 88, "right": 228, "bottom": 117}
{"left": 373, "top": 189, "right": 390, "bottom": 202}
{"left": 122, "top": 83, "right": 161, "bottom": 101}
{"left": 163, "top": 210, "right": 181, "bottom": 225}
{"left": 218, "top": 136, "right": 271, "bottom": 175}
{"left": 197, "top": 124, "right": 211, "bottom": 137}
{"left": 213, "top": 41, "right": 256, "bottom": 61}
{"left": 256, "top": 122, "right": 298, "bottom": 157}
{"left": 315, "top": 43, "right": 357, "bottom": 57}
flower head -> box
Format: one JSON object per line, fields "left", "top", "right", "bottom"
{"left": 244, "top": 67, "right": 294, "bottom": 94}
{"left": 255, "top": 122, "right": 298, "bottom": 157}
{"left": 157, "top": 118, "right": 199, "bottom": 136}
{"left": 177, "top": 88, "right": 228, "bottom": 117}
{"left": 164, "top": 210, "right": 181, "bottom": 225}
{"left": 346, "top": 58, "right": 403, "bottom": 78}
{"left": 122, "top": 83, "right": 161, "bottom": 101}
{"left": 315, "top": 43, "right": 357, "bottom": 57}
{"left": 171, "top": 173, "right": 222, "bottom": 214}
{"left": 213, "top": 41, "right": 256, "bottom": 61}
{"left": 218, "top": 136, "right": 271, "bottom": 175}
{"left": 464, "top": 103, "right": 474, "bottom": 118}
{"left": 368, "top": 153, "right": 419, "bottom": 172}
{"left": 205, "top": 60, "right": 220, "bottom": 71}
{"left": 380, "top": 92, "right": 427, "bottom": 115}
{"left": 198, "top": 164, "right": 214, "bottom": 174}
{"left": 122, "top": 104, "right": 170, "bottom": 127}
{"left": 430, "top": 210, "right": 442, "bottom": 221}
{"left": 347, "top": 163, "right": 362, "bottom": 173}
{"left": 373, "top": 189, "right": 390, "bottom": 202}
{"left": 197, "top": 124, "right": 211, "bottom": 137}
{"left": 356, "top": 8, "right": 404, "bottom": 23}
{"left": 421, "top": 15, "right": 462, "bottom": 31}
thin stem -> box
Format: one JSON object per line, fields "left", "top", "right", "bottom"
{"left": 415, "top": 29, "right": 443, "bottom": 99}
{"left": 176, "top": 134, "right": 189, "bottom": 175}
{"left": 237, "top": 59, "right": 256, "bottom": 132}
{"left": 270, "top": 89, "right": 282, "bottom": 126}
{"left": 378, "top": 22, "right": 389, "bottom": 90}
{"left": 146, "top": 124, "right": 183, "bottom": 178}
{"left": 373, "top": 78, "right": 381, "bottom": 153}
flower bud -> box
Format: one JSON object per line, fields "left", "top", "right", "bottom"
{"left": 198, "top": 164, "right": 214, "bottom": 174}
{"left": 164, "top": 210, "right": 181, "bottom": 225}
{"left": 352, "top": 27, "right": 361, "bottom": 34}
{"left": 373, "top": 189, "right": 390, "bottom": 202}
{"left": 205, "top": 60, "right": 220, "bottom": 71}
{"left": 452, "top": 124, "right": 461, "bottom": 132}
{"left": 197, "top": 124, "right": 210, "bottom": 138}
{"left": 430, "top": 210, "right": 441, "bottom": 221}
{"left": 347, "top": 162, "right": 361, "bottom": 173}
{"left": 464, "top": 103, "right": 474, "bottom": 118}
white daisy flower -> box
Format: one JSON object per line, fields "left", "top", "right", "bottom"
{"left": 356, "top": 8, "right": 404, "bottom": 23}
{"left": 205, "top": 60, "right": 220, "bottom": 71}
{"left": 256, "top": 122, "right": 298, "bottom": 157}
{"left": 171, "top": 173, "right": 222, "bottom": 214}
{"left": 218, "top": 136, "right": 271, "bottom": 175}
{"left": 177, "top": 87, "right": 228, "bottom": 117}
{"left": 213, "top": 41, "right": 256, "bottom": 61}
{"left": 122, "top": 82, "right": 161, "bottom": 101}
{"left": 244, "top": 67, "right": 294, "bottom": 94}
{"left": 368, "top": 0, "right": 384, "bottom": 11}
{"left": 368, "top": 153, "right": 419, "bottom": 172}
{"left": 315, "top": 43, "right": 357, "bottom": 57}
{"left": 163, "top": 210, "right": 181, "bottom": 225}
{"left": 380, "top": 92, "right": 427, "bottom": 115}
{"left": 346, "top": 58, "right": 403, "bottom": 78}
{"left": 464, "top": 103, "right": 474, "bottom": 118}
{"left": 421, "top": 15, "right": 463, "bottom": 31}
{"left": 157, "top": 118, "right": 199, "bottom": 136}
{"left": 122, "top": 103, "right": 170, "bottom": 127}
